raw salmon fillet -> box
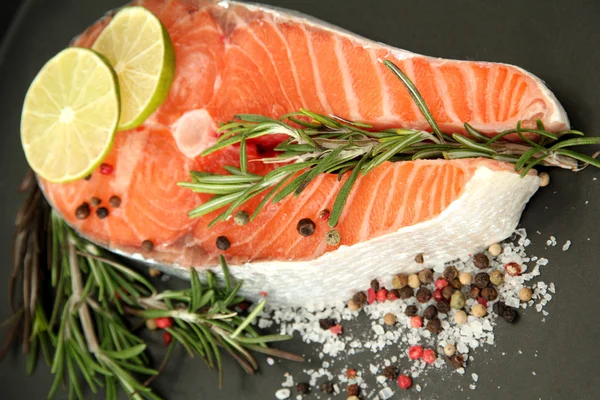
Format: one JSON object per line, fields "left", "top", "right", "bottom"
{"left": 39, "top": 0, "right": 551, "bottom": 304}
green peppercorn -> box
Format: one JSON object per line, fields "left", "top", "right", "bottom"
{"left": 325, "top": 229, "right": 341, "bottom": 246}
{"left": 392, "top": 274, "right": 408, "bottom": 289}
{"left": 141, "top": 240, "right": 154, "bottom": 252}
{"left": 234, "top": 210, "right": 250, "bottom": 226}
{"left": 450, "top": 291, "right": 466, "bottom": 309}
{"left": 490, "top": 270, "right": 504, "bottom": 286}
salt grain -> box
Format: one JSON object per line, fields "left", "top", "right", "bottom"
{"left": 562, "top": 240, "right": 571, "bottom": 251}
{"left": 275, "top": 389, "right": 291, "bottom": 399}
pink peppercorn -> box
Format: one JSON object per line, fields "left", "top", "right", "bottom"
{"left": 408, "top": 345, "right": 423, "bottom": 360}
{"left": 433, "top": 289, "right": 444, "bottom": 302}
{"left": 259, "top": 291, "right": 267, "bottom": 297}
{"left": 367, "top": 288, "right": 376, "bottom": 304}
{"left": 504, "top": 262, "right": 522, "bottom": 276}
{"left": 423, "top": 349, "right": 437, "bottom": 364}
{"left": 329, "top": 324, "right": 343, "bottom": 335}
{"left": 387, "top": 290, "right": 399, "bottom": 301}
{"left": 410, "top": 316, "right": 423, "bottom": 328}
{"left": 397, "top": 374, "right": 412, "bottom": 389}
{"left": 434, "top": 278, "right": 449, "bottom": 290}
{"left": 162, "top": 331, "right": 172, "bottom": 346}
{"left": 155, "top": 317, "right": 173, "bottom": 329}
{"left": 376, "top": 288, "right": 388, "bottom": 302}
{"left": 477, "top": 297, "right": 488, "bottom": 307}
{"left": 100, "top": 163, "right": 113, "bottom": 175}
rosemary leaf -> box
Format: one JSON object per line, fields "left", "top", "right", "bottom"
{"left": 329, "top": 155, "right": 368, "bottom": 227}
{"left": 230, "top": 300, "right": 266, "bottom": 339}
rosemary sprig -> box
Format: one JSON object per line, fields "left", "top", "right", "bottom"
{"left": 2, "top": 180, "right": 302, "bottom": 400}
{"left": 180, "top": 60, "right": 600, "bottom": 228}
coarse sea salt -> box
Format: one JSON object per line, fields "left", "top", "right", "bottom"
{"left": 260, "top": 229, "right": 554, "bottom": 398}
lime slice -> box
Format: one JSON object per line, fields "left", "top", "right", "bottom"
{"left": 21, "top": 47, "right": 120, "bottom": 183}
{"left": 92, "top": 6, "right": 175, "bottom": 131}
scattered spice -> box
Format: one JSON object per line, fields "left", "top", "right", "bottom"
{"left": 100, "top": 163, "right": 113, "bottom": 175}
{"left": 418, "top": 268, "right": 433, "bottom": 284}
{"left": 376, "top": 288, "right": 388, "bottom": 302}
{"left": 437, "top": 300, "right": 451, "bottom": 314}
{"left": 423, "top": 349, "right": 437, "bottom": 364}
{"left": 397, "top": 286, "right": 414, "bottom": 299}
{"left": 352, "top": 291, "right": 367, "bottom": 306}
{"left": 474, "top": 272, "right": 490, "bottom": 289}
{"left": 392, "top": 274, "right": 408, "bottom": 289}
{"left": 415, "top": 253, "right": 424, "bottom": 264}
{"left": 488, "top": 242, "right": 502, "bottom": 256}
{"left": 216, "top": 236, "right": 231, "bottom": 251}
{"left": 468, "top": 285, "right": 481, "bottom": 300}
{"left": 346, "top": 368, "right": 357, "bottom": 379}
{"left": 397, "top": 374, "right": 412, "bottom": 390}
{"left": 383, "top": 365, "right": 398, "bottom": 380}
{"left": 505, "top": 262, "right": 522, "bottom": 276}
{"left": 443, "top": 343, "right": 456, "bottom": 357}
{"left": 471, "top": 304, "right": 487, "bottom": 318}
{"left": 433, "top": 289, "right": 444, "bottom": 302}
{"left": 319, "top": 318, "right": 335, "bottom": 330}
{"left": 423, "top": 305, "right": 438, "bottom": 320}
{"left": 410, "top": 316, "right": 423, "bottom": 328}
{"left": 296, "top": 382, "right": 310, "bottom": 395}
{"left": 370, "top": 279, "right": 380, "bottom": 292}
{"left": 434, "top": 278, "right": 449, "bottom": 290}
{"left": 519, "top": 287, "right": 533, "bottom": 302}
{"left": 347, "top": 397, "right": 359, "bottom": 400}
{"left": 75, "top": 202, "right": 90, "bottom": 220}
{"left": 450, "top": 354, "right": 465, "bottom": 369}
{"left": 489, "top": 270, "right": 505, "bottom": 286}
{"left": 346, "top": 384, "right": 359, "bottom": 396}
{"left": 454, "top": 310, "right": 468, "bottom": 324}
{"left": 367, "top": 288, "right": 376, "bottom": 304}
{"left": 234, "top": 210, "right": 249, "bottom": 226}
{"left": 459, "top": 272, "right": 473, "bottom": 285}
{"left": 297, "top": 218, "right": 316, "bottom": 236}
{"left": 148, "top": 268, "right": 161, "bottom": 278}
{"left": 481, "top": 287, "right": 498, "bottom": 301}
{"left": 96, "top": 207, "right": 109, "bottom": 219}
{"left": 477, "top": 297, "right": 488, "bottom": 307}
{"left": 473, "top": 253, "right": 490, "bottom": 269}
{"left": 145, "top": 319, "right": 157, "bottom": 331}
{"left": 162, "top": 331, "right": 172, "bottom": 347}
{"left": 450, "top": 278, "right": 462, "bottom": 290}
{"left": 329, "top": 324, "right": 343, "bottom": 335}
{"left": 141, "top": 239, "right": 154, "bottom": 252}
{"left": 318, "top": 209, "right": 330, "bottom": 221}
{"left": 416, "top": 287, "right": 432, "bottom": 303}
{"left": 347, "top": 299, "right": 360, "bottom": 311}
{"left": 443, "top": 265, "right": 458, "bottom": 281}
{"left": 90, "top": 197, "right": 101, "bottom": 207}
{"left": 493, "top": 301, "right": 506, "bottom": 315}
{"left": 442, "top": 285, "right": 454, "bottom": 300}
{"left": 407, "top": 274, "right": 421, "bottom": 288}
{"left": 383, "top": 313, "right": 397, "bottom": 326}
{"left": 320, "top": 381, "right": 334, "bottom": 394}
{"left": 426, "top": 318, "right": 442, "bottom": 334}
{"left": 405, "top": 305, "right": 418, "bottom": 317}
{"left": 387, "top": 289, "right": 400, "bottom": 301}
{"left": 109, "top": 195, "right": 121, "bottom": 208}
{"left": 408, "top": 345, "right": 424, "bottom": 360}
{"left": 539, "top": 171, "right": 550, "bottom": 187}
{"left": 259, "top": 291, "right": 267, "bottom": 298}
{"left": 502, "top": 307, "right": 518, "bottom": 323}
{"left": 325, "top": 229, "right": 341, "bottom": 246}
{"left": 155, "top": 317, "right": 173, "bottom": 329}
{"left": 84, "top": 174, "right": 92, "bottom": 181}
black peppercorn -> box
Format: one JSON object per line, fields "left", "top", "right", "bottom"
{"left": 449, "top": 354, "right": 465, "bottom": 369}
{"left": 320, "top": 381, "right": 334, "bottom": 394}
{"left": 96, "top": 207, "right": 109, "bottom": 219}
{"left": 423, "top": 305, "right": 438, "bottom": 320}
{"left": 502, "top": 307, "right": 518, "bottom": 323}
{"left": 417, "top": 268, "right": 433, "bottom": 284}
{"left": 442, "top": 285, "right": 455, "bottom": 300}
{"left": 398, "top": 286, "right": 414, "bottom": 299}
{"left": 437, "top": 300, "right": 451, "bottom": 314}
{"left": 405, "top": 305, "right": 418, "bottom": 317}
{"left": 468, "top": 285, "right": 481, "bottom": 300}
{"left": 493, "top": 301, "right": 506, "bottom": 315}
{"left": 296, "top": 382, "right": 310, "bottom": 395}
{"left": 216, "top": 236, "right": 231, "bottom": 251}
{"left": 473, "top": 253, "right": 490, "bottom": 269}
{"left": 75, "top": 202, "right": 90, "bottom": 220}
{"left": 141, "top": 240, "right": 154, "bottom": 252}
{"left": 319, "top": 318, "right": 335, "bottom": 330}
{"left": 347, "top": 384, "right": 359, "bottom": 396}
{"left": 84, "top": 174, "right": 92, "bottom": 181}
{"left": 353, "top": 291, "right": 367, "bottom": 306}
{"left": 370, "top": 279, "right": 380, "bottom": 292}
{"left": 481, "top": 287, "right": 498, "bottom": 301}
{"left": 450, "top": 279, "right": 463, "bottom": 290}
{"left": 426, "top": 318, "right": 442, "bottom": 334}
{"left": 297, "top": 218, "right": 316, "bottom": 236}
{"left": 443, "top": 265, "right": 458, "bottom": 281}
{"left": 109, "top": 195, "right": 121, "bottom": 208}
{"left": 474, "top": 272, "right": 490, "bottom": 289}
{"left": 415, "top": 253, "right": 424, "bottom": 264}
{"left": 90, "top": 197, "right": 101, "bottom": 207}
{"left": 383, "top": 365, "right": 397, "bottom": 380}
{"left": 416, "top": 287, "right": 432, "bottom": 303}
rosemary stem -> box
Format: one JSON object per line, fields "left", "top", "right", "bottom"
{"left": 491, "top": 143, "right": 578, "bottom": 170}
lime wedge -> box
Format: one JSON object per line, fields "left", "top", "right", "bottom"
{"left": 92, "top": 6, "right": 175, "bottom": 131}
{"left": 21, "top": 47, "right": 120, "bottom": 183}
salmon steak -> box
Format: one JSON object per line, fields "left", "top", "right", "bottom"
{"left": 40, "top": 0, "right": 565, "bottom": 305}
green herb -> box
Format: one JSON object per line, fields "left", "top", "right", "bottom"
{"left": 180, "top": 60, "right": 600, "bottom": 228}
{"left": 1, "top": 181, "right": 302, "bottom": 400}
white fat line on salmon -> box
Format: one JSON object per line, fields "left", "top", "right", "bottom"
{"left": 368, "top": 48, "right": 393, "bottom": 120}
{"left": 333, "top": 36, "right": 361, "bottom": 121}
{"left": 301, "top": 25, "right": 334, "bottom": 115}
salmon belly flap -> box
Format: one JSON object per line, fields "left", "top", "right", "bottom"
{"left": 41, "top": 0, "right": 554, "bottom": 279}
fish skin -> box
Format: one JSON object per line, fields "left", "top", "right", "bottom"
{"left": 39, "top": 0, "right": 555, "bottom": 305}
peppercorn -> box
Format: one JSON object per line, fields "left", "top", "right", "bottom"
{"left": 90, "top": 197, "right": 101, "bottom": 207}
{"left": 320, "top": 381, "right": 334, "bottom": 394}
{"left": 347, "top": 397, "right": 360, "bottom": 400}
{"left": 109, "top": 195, "right": 121, "bottom": 208}
{"left": 145, "top": 319, "right": 158, "bottom": 331}
{"left": 471, "top": 304, "right": 487, "bottom": 318}
{"left": 319, "top": 209, "right": 330, "bottom": 221}
{"left": 468, "top": 285, "right": 480, "bottom": 300}
{"left": 141, "top": 240, "right": 154, "bottom": 252}
{"left": 405, "top": 305, "right": 418, "bottom": 317}
{"left": 388, "top": 289, "right": 400, "bottom": 301}
{"left": 383, "top": 365, "right": 397, "bottom": 380}
{"left": 296, "top": 382, "right": 310, "bottom": 395}
{"left": 319, "top": 318, "right": 335, "bottom": 330}
{"left": 481, "top": 287, "right": 498, "bottom": 301}
{"left": 376, "top": 288, "right": 388, "bottom": 302}
{"left": 397, "top": 374, "right": 412, "bottom": 389}
{"left": 234, "top": 211, "right": 249, "bottom": 226}
{"left": 502, "top": 306, "right": 518, "bottom": 323}
{"left": 442, "top": 285, "right": 454, "bottom": 300}
{"left": 539, "top": 172, "right": 550, "bottom": 187}
{"left": 297, "top": 218, "right": 316, "bottom": 236}
{"left": 473, "top": 253, "right": 489, "bottom": 269}
{"left": 435, "top": 278, "right": 449, "bottom": 290}
{"left": 443, "top": 265, "right": 458, "bottom": 281}
{"left": 426, "top": 318, "right": 442, "bottom": 334}
{"left": 474, "top": 272, "right": 490, "bottom": 289}
{"left": 450, "top": 279, "right": 462, "bottom": 290}
{"left": 162, "top": 331, "right": 172, "bottom": 346}
{"left": 433, "top": 289, "right": 444, "bottom": 302}
{"left": 454, "top": 310, "right": 468, "bottom": 324}
{"left": 408, "top": 274, "right": 421, "bottom": 288}
{"left": 423, "top": 349, "right": 437, "bottom": 364}
{"left": 148, "top": 268, "right": 161, "bottom": 278}
{"left": 347, "top": 384, "right": 359, "bottom": 396}
{"left": 100, "top": 163, "right": 113, "bottom": 175}
{"left": 75, "top": 203, "right": 90, "bottom": 220}
{"left": 449, "top": 354, "right": 465, "bottom": 369}
{"left": 346, "top": 368, "right": 357, "bottom": 379}
{"left": 326, "top": 229, "right": 341, "bottom": 246}
{"left": 96, "top": 207, "right": 109, "bottom": 219}
{"left": 437, "top": 300, "right": 451, "bottom": 314}
{"left": 415, "top": 253, "right": 424, "bottom": 264}
{"left": 489, "top": 270, "right": 504, "bottom": 286}
{"left": 504, "top": 262, "right": 522, "bottom": 276}
{"left": 410, "top": 316, "right": 423, "bottom": 328}
{"left": 519, "top": 287, "right": 533, "bottom": 302}
{"left": 370, "top": 279, "right": 380, "bottom": 292}
{"left": 417, "top": 268, "right": 433, "bottom": 284}
{"left": 216, "top": 236, "right": 231, "bottom": 251}
{"left": 353, "top": 291, "right": 367, "bottom": 306}
{"left": 347, "top": 299, "right": 360, "bottom": 311}
{"left": 444, "top": 343, "right": 456, "bottom": 357}
{"left": 493, "top": 301, "right": 506, "bottom": 315}
{"left": 367, "top": 288, "right": 376, "bottom": 304}
{"left": 416, "top": 287, "right": 432, "bottom": 303}
{"left": 450, "top": 291, "right": 466, "bottom": 309}
{"left": 84, "top": 174, "right": 92, "bottom": 181}
{"left": 477, "top": 297, "right": 488, "bottom": 307}
{"left": 459, "top": 272, "right": 472, "bottom": 285}
{"left": 423, "top": 305, "right": 438, "bottom": 320}
{"left": 408, "top": 345, "right": 424, "bottom": 360}
{"left": 398, "top": 286, "right": 414, "bottom": 299}
{"left": 384, "top": 313, "right": 397, "bottom": 326}
{"left": 392, "top": 274, "right": 408, "bottom": 289}
{"left": 488, "top": 243, "right": 502, "bottom": 256}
